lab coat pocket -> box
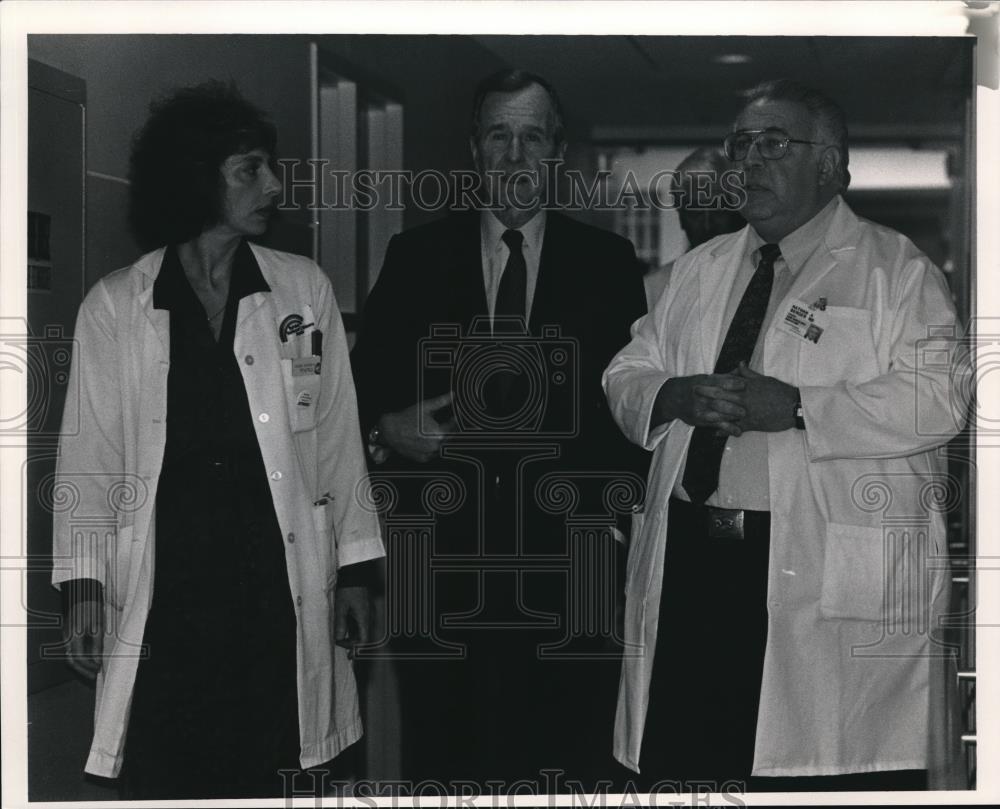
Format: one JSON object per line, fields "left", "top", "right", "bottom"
{"left": 819, "top": 522, "right": 888, "bottom": 621}
{"left": 312, "top": 501, "right": 338, "bottom": 590}
{"left": 281, "top": 357, "right": 322, "bottom": 433}
{"left": 796, "top": 306, "right": 879, "bottom": 387}
{"left": 107, "top": 524, "right": 134, "bottom": 609}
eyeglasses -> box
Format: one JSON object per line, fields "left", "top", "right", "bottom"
{"left": 723, "top": 128, "right": 825, "bottom": 161}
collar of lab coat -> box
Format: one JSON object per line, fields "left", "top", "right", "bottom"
{"left": 132, "top": 242, "right": 283, "bottom": 361}
{"left": 698, "top": 195, "right": 859, "bottom": 370}
{"left": 151, "top": 241, "right": 270, "bottom": 312}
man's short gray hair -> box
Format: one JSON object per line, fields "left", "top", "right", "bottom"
{"left": 470, "top": 69, "right": 566, "bottom": 145}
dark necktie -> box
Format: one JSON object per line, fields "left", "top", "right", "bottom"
{"left": 485, "top": 230, "right": 528, "bottom": 415}
{"left": 494, "top": 229, "right": 527, "bottom": 331}
{"left": 681, "top": 243, "right": 781, "bottom": 505}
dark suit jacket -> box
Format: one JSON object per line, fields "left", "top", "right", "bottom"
{"left": 351, "top": 208, "right": 648, "bottom": 784}
{"left": 352, "top": 207, "right": 648, "bottom": 571}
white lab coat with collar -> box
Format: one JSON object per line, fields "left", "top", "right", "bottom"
{"left": 52, "top": 244, "right": 385, "bottom": 779}
{"left": 604, "top": 197, "right": 964, "bottom": 778}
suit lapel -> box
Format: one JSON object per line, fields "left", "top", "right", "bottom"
{"left": 697, "top": 228, "right": 752, "bottom": 372}
{"left": 775, "top": 197, "right": 858, "bottom": 314}
{"left": 530, "top": 213, "right": 563, "bottom": 333}
{"left": 443, "top": 213, "right": 489, "bottom": 332}
{"left": 242, "top": 244, "right": 279, "bottom": 329}
{"left": 136, "top": 248, "right": 170, "bottom": 360}
{"left": 139, "top": 286, "right": 170, "bottom": 361}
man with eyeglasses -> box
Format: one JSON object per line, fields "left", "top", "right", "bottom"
{"left": 604, "top": 79, "right": 964, "bottom": 791}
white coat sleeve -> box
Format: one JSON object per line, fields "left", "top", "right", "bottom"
{"left": 800, "top": 258, "right": 966, "bottom": 461}
{"left": 602, "top": 287, "right": 675, "bottom": 452}
{"left": 312, "top": 272, "right": 385, "bottom": 569}
{"left": 52, "top": 280, "right": 126, "bottom": 590}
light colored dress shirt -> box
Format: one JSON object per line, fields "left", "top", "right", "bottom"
{"left": 480, "top": 209, "right": 546, "bottom": 326}
{"left": 675, "top": 196, "right": 840, "bottom": 509}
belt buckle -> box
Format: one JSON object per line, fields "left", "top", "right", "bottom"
{"left": 707, "top": 507, "right": 745, "bottom": 539}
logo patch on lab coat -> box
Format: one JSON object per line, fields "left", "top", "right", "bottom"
{"left": 280, "top": 312, "right": 315, "bottom": 342}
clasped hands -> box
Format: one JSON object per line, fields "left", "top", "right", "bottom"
{"left": 655, "top": 362, "right": 799, "bottom": 436}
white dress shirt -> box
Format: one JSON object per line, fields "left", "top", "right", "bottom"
{"left": 674, "top": 196, "right": 840, "bottom": 508}
{"left": 480, "top": 209, "right": 546, "bottom": 326}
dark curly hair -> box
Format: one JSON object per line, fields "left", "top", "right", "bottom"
{"left": 128, "top": 81, "right": 277, "bottom": 249}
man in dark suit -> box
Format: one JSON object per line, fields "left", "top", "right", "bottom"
{"left": 351, "top": 69, "right": 647, "bottom": 790}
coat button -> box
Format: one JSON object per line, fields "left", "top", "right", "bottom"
{"left": 245, "top": 355, "right": 254, "bottom": 365}
{"left": 271, "top": 470, "right": 283, "bottom": 481}
{"left": 296, "top": 595, "right": 303, "bottom": 607}
{"left": 259, "top": 413, "right": 270, "bottom": 423}
{"left": 287, "top": 532, "right": 295, "bottom": 543}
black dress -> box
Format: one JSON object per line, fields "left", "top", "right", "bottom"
{"left": 122, "top": 243, "right": 300, "bottom": 799}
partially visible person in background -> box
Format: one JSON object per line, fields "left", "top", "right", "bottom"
{"left": 644, "top": 146, "right": 744, "bottom": 307}
{"left": 53, "top": 81, "right": 384, "bottom": 799}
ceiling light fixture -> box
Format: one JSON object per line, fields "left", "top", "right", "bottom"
{"left": 714, "top": 53, "right": 752, "bottom": 65}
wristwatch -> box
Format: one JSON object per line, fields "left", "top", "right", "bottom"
{"left": 793, "top": 395, "right": 806, "bottom": 430}
{"left": 366, "top": 421, "right": 391, "bottom": 464}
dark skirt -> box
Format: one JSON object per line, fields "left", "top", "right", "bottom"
{"left": 122, "top": 452, "right": 300, "bottom": 799}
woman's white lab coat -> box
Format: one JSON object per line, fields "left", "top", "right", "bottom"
{"left": 604, "top": 198, "right": 965, "bottom": 778}
{"left": 52, "top": 244, "right": 384, "bottom": 778}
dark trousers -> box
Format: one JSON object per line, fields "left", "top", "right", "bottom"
{"left": 394, "top": 631, "right": 621, "bottom": 791}
{"left": 390, "top": 471, "right": 625, "bottom": 791}
{"left": 635, "top": 498, "right": 926, "bottom": 793}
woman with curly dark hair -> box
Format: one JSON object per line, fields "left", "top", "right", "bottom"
{"left": 53, "top": 81, "right": 383, "bottom": 799}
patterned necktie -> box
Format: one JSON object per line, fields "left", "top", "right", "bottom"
{"left": 681, "top": 243, "right": 781, "bottom": 505}
{"left": 494, "top": 229, "right": 527, "bottom": 331}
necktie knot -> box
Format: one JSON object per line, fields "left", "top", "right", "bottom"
{"left": 502, "top": 229, "right": 524, "bottom": 252}
{"left": 758, "top": 243, "right": 781, "bottom": 264}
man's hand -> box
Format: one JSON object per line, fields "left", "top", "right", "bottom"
{"left": 334, "top": 584, "right": 372, "bottom": 659}
{"left": 64, "top": 597, "right": 104, "bottom": 681}
{"left": 653, "top": 374, "right": 747, "bottom": 436}
{"left": 379, "top": 392, "right": 456, "bottom": 463}
{"left": 735, "top": 363, "right": 799, "bottom": 432}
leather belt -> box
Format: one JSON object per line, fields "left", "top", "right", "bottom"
{"left": 668, "top": 497, "right": 769, "bottom": 540}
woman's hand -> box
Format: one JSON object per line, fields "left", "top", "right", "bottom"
{"left": 64, "top": 597, "right": 105, "bottom": 681}
{"left": 333, "top": 585, "right": 372, "bottom": 659}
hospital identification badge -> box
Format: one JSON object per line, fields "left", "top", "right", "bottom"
{"left": 291, "top": 357, "right": 321, "bottom": 377}
{"left": 776, "top": 297, "right": 828, "bottom": 344}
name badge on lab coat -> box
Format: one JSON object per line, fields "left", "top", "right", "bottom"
{"left": 776, "top": 297, "right": 828, "bottom": 344}
{"left": 292, "top": 357, "right": 321, "bottom": 377}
